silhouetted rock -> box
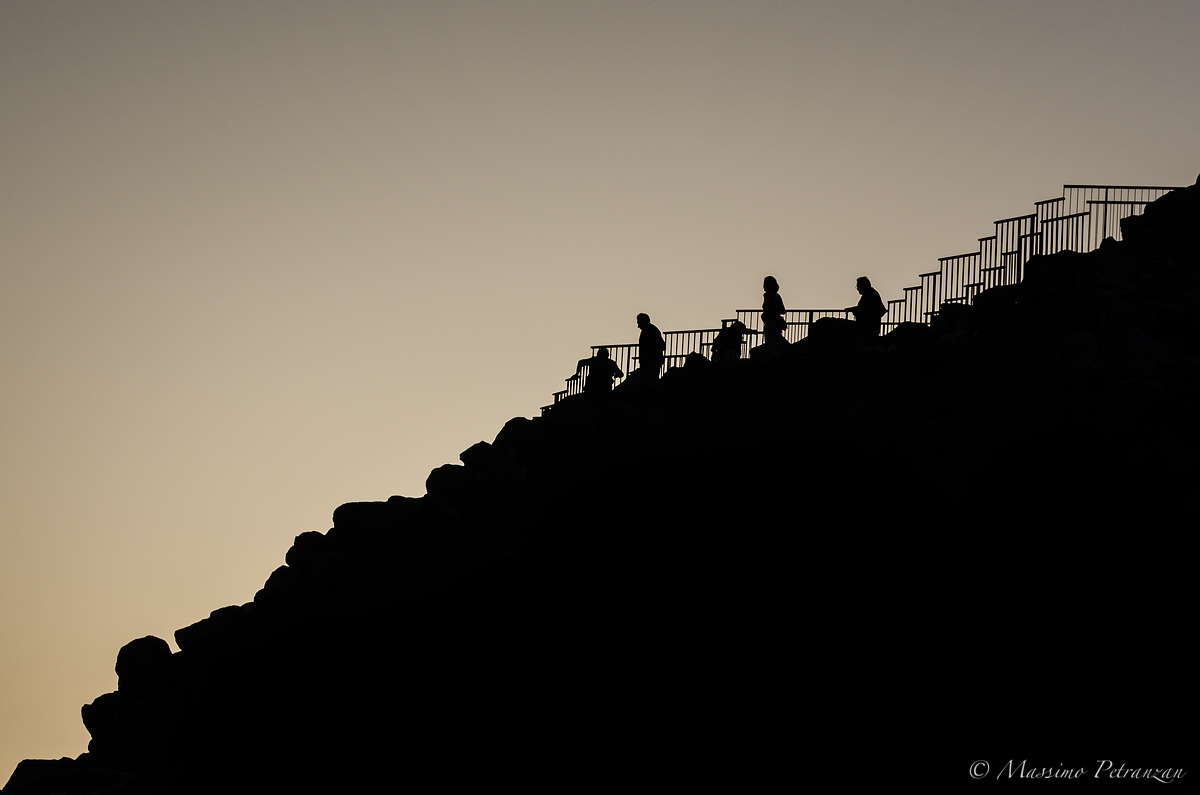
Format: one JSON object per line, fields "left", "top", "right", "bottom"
{"left": 881, "top": 320, "right": 933, "bottom": 346}
{"left": 173, "top": 605, "right": 247, "bottom": 652}
{"left": 7, "top": 181, "right": 1199, "bottom": 793}
{"left": 283, "top": 529, "right": 327, "bottom": 568}
{"left": 114, "top": 636, "right": 171, "bottom": 695}
{"left": 79, "top": 693, "right": 120, "bottom": 751}
{"left": 2, "top": 759, "right": 127, "bottom": 795}
{"left": 424, "top": 462, "right": 468, "bottom": 496}
{"left": 803, "top": 315, "right": 859, "bottom": 352}
{"left": 458, "top": 440, "right": 495, "bottom": 468}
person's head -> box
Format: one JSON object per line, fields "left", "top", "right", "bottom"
{"left": 636, "top": 313, "right": 650, "bottom": 328}
{"left": 763, "top": 276, "right": 778, "bottom": 293}
{"left": 856, "top": 276, "right": 871, "bottom": 293}
{"left": 597, "top": 347, "right": 609, "bottom": 359}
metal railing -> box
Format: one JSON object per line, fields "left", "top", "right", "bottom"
{"left": 551, "top": 329, "right": 722, "bottom": 403}
{"left": 829, "top": 184, "right": 1179, "bottom": 330}
{"left": 733, "top": 309, "right": 854, "bottom": 345}
{"left": 546, "top": 183, "right": 1181, "bottom": 410}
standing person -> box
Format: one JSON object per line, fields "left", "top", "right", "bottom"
{"left": 845, "top": 276, "right": 887, "bottom": 340}
{"left": 762, "top": 276, "right": 787, "bottom": 346}
{"left": 636, "top": 313, "right": 665, "bottom": 380}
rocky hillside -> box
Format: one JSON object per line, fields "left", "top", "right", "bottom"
{"left": 6, "top": 177, "right": 1197, "bottom": 793}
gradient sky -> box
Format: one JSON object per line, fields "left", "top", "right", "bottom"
{"left": 2, "top": 0, "right": 1196, "bottom": 776}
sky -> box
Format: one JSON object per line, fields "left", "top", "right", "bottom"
{"left": 2, "top": 0, "right": 1196, "bottom": 777}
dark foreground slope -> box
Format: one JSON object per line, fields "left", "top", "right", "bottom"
{"left": 7, "top": 180, "right": 1198, "bottom": 793}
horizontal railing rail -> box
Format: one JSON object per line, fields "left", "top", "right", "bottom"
{"left": 733, "top": 308, "right": 854, "bottom": 345}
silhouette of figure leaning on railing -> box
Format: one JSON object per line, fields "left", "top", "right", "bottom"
{"left": 762, "top": 276, "right": 787, "bottom": 346}
{"left": 568, "top": 346, "right": 624, "bottom": 396}
{"left": 845, "top": 276, "right": 887, "bottom": 340}
{"left": 635, "top": 313, "right": 665, "bottom": 381}
{"left": 712, "top": 319, "right": 758, "bottom": 362}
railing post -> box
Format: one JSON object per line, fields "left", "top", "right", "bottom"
{"left": 1102, "top": 186, "right": 1109, "bottom": 240}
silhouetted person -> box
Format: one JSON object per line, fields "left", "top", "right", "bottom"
{"left": 636, "top": 313, "right": 665, "bottom": 380}
{"left": 569, "top": 346, "right": 623, "bottom": 395}
{"left": 762, "top": 276, "right": 787, "bottom": 346}
{"left": 712, "top": 320, "right": 758, "bottom": 362}
{"left": 845, "top": 276, "right": 887, "bottom": 340}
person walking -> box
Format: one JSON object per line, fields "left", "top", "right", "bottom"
{"left": 636, "top": 313, "right": 665, "bottom": 380}
{"left": 762, "top": 276, "right": 787, "bottom": 347}
{"left": 846, "top": 276, "right": 887, "bottom": 340}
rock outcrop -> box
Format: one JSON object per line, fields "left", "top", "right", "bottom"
{"left": 6, "top": 178, "right": 1197, "bottom": 793}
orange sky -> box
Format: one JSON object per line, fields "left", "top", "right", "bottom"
{"left": 2, "top": 1, "right": 1197, "bottom": 777}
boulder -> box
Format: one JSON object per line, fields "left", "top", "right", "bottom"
{"left": 174, "top": 605, "right": 248, "bottom": 652}
{"left": 114, "top": 636, "right": 171, "bottom": 694}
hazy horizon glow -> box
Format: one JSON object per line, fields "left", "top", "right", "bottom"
{"left": 2, "top": 1, "right": 1197, "bottom": 776}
